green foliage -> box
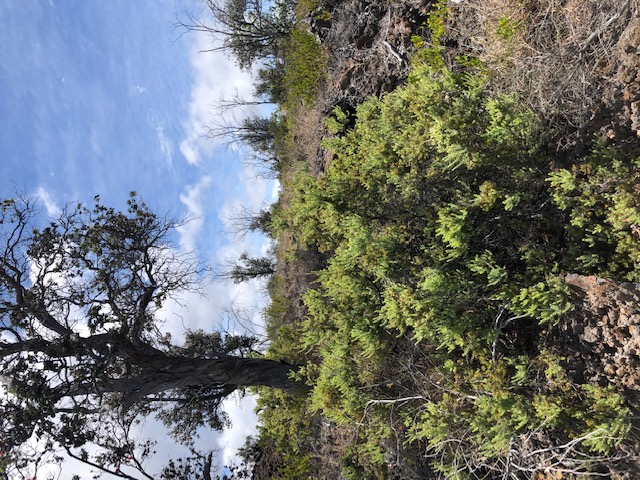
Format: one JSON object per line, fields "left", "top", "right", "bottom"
{"left": 267, "top": 40, "right": 638, "bottom": 475}
{"left": 295, "top": 0, "right": 331, "bottom": 21}
{"left": 325, "top": 106, "right": 351, "bottom": 134}
{"left": 470, "top": 393, "right": 530, "bottom": 456}
{"left": 253, "top": 4, "right": 640, "bottom": 475}
{"left": 495, "top": 16, "right": 522, "bottom": 41}
{"left": 411, "top": 0, "right": 449, "bottom": 70}
{"left": 548, "top": 144, "right": 640, "bottom": 280}
{"left": 281, "top": 28, "right": 326, "bottom": 104}
{"left": 574, "top": 385, "right": 630, "bottom": 454}
{"left": 251, "top": 389, "right": 315, "bottom": 478}
{"left": 218, "top": 253, "right": 275, "bottom": 284}
{"left": 255, "top": 60, "right": 287, "bottom": 103}
{"left": 507, "top": 276, "right": 574, "bottom": 325}
{"left": 426, "top": 0, "right": 448, "bottom": 45}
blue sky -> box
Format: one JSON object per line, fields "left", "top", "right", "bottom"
{"left": 0, "top": 0, "right": 275, "bottom": 477}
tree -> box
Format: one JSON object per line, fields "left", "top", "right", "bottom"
{"left": 178, "top": 0, "right": 296, "bottom": 69}
{"left": 209, "top": 90, "right": 273, "bottom": 115}
{"left": 206, "top": 115, "right": 278, "bottom": 152}
{"left": 226, "top": 206, "right": 273, "bottom": 239}
{"left": 160, "top": 448, "right": 220, "bottom": 480}
{"left": 216, "top": 253, "right": 275, "bottom": 284}
{"left": 205, "top": 113, "right": 284, "bottom": 178}
{"left": 253, "top": 61, "right": 286, "bottom": 104}
{"left": 0, "top": 194, "right": 297, "bottom": 478}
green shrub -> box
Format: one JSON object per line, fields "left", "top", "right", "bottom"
{"left": 548, "top": 144, "right": 640, "bottom": 280}
{"left": 282, "top": 28, "right": 326, "bottom": 104}
{"left": 261, "top": 13, "right": 638, "bottom": 474}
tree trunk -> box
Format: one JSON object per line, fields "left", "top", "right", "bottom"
{"left": 108, "top": 354, "right": 300, "bottom": 409}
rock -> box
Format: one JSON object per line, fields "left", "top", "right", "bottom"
{"left": 582, "top": 325, "right": 601, "bottom": 343}
{"left": 564, "top": 274, "right": 640, "bottom": 391}
{"left": 631, "top": 100, "right": 640, "bottom": 136}
{"left": 318, "top": 0, "right": 429, "bottom": 112}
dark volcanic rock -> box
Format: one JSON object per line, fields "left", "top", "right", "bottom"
{"left": 311, "top": 0, "right": 431, "bottom": 111}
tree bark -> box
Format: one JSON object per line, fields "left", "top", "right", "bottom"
{"left": 108, "top": 354, "right": 300, "bottom": 410}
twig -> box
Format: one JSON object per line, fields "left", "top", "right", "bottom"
{"left": 580, "top": 0, "right": 631, "bottom": 53}
{"left": 365, "top": 395, "right": 426, "bottom": 407}
{"left": 382, "top": 40, "right": 405, "bottom": 63}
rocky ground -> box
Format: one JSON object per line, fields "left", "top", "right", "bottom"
{"left": 560, "top": 275, "right": 640, "bottom": 478}
{"left": 294, "top": 0, "right": 430, "bottom": 177}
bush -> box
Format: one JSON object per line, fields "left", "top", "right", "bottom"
{"left": 282, "top": 43, "right": 636, "bottom": 474}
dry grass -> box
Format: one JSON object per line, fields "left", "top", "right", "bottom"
{"left": 289, "top": 101, "right": 328, "bottom": 177}
{"left": 447, "top": 0, "right": 635, "bottom": 146}
{"left": 311, "top": 421, "right": 358, "bottom": 479}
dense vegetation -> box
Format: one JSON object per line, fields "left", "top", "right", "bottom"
{"left": 4, "top": 0, "right": 637, "bottom": 478}
{"left": 275, "top": 54, "right": 637, "bottom": 475}
{"left": 225, "top": 0, "right": 640, "bottom": 478}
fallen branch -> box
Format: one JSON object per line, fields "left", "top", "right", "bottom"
{"left": 382, "top": 40, "right": 406, "bottom": 63}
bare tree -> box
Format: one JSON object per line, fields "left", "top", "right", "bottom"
{"left": 209, "top": 89, "right": 274, "bottom": 115}
{"left": 205, "top": 115, "right": 277, "bottom": 151}
{"left": 205, "top": 113, "right": 284, "bottom": 178}
{"left": 226, "top": 205, "right": 273, "bottom": 239}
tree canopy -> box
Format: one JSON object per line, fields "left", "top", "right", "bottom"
{"left": 178, "top": 0, "right": 296, "bottom": 70}
{"left": 0, "top": 194, "right": 296, "bottom": 479}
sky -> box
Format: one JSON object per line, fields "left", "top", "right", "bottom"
{"left": 0, "top": 0, "right": 276, "bottom": 478}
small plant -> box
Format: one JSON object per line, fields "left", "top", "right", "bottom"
{"left": 325, "top": 106, "right": 351, "bottom": 135}
{"left": 495, "top": 16, "right": 522, "bottom": 41}
{"left": 282, "top": 28, "right": 326, "bottom": 105}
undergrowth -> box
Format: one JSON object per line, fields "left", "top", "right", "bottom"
{"left": 248, "top": 1, "right": 640, "bottom": 478}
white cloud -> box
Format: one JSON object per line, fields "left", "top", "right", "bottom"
{"left": 157, "top": 282, "right": 224, "bottom": 337}
{"left": 176, "top": 175, "right": 213, "bottom": 252}
{"left": 179, "top": 137, "right": 201, "bottom": 166}
{"left": 179, "top": 26, "right": 256, "bottom": 166}
{"left": 270, "top": 178, "right": 281, "bottom": 201}
{"left": 132, "top": 84, "right": 147, "bottom": 94}
{"left": 239, "top": 170, "right": 270, "bottom": 209}
{"left": 217, "top": 393, "right": 258, "bottom": 467}
{"left": 33, "top": 186, "right": 61, "bottom": 217}
{"left": 218, "top": 168, "right": 276, "bottom": 234}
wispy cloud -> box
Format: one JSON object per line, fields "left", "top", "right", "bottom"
{"left": 179, "top": 27, "right": 256, "bottom": 166}
{"left": 150, "top": 114, "right": 174, "bottom": 168}
{"left": 33, "top": 186, "right": 62, "bottom": 217}
{"left": 176, "top": 175, "right": 213, "bottom": 252}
